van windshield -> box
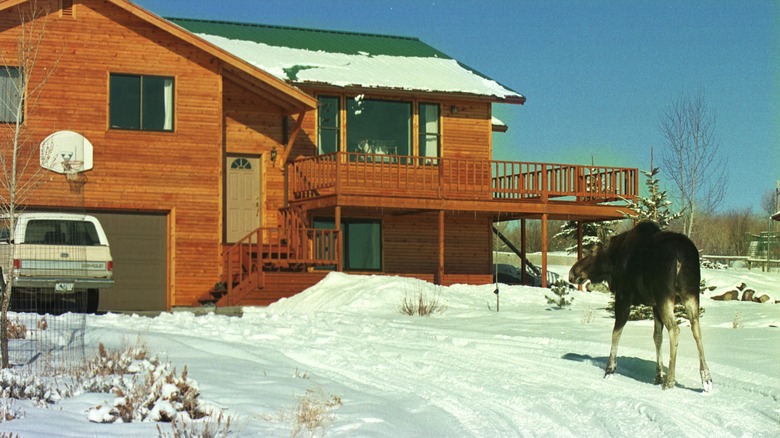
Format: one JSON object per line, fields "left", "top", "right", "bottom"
{"left": 24, "top": 220, "right": 102, "bottom": 246}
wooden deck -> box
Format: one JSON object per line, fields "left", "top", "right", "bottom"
{"left": 201, "top": 153, "right": 639, "bottom": 307}
{"left": 289, "top": 152, "right": 638, "bottom": 213}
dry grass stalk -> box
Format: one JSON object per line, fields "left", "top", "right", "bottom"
{"left": 400, "top": 287, "right": 443, "bottom": 316}
{"left": 291, "top": 388, "right": 342, "bottom": 437}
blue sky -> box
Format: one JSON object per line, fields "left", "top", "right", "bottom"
{"left": 135, "top": 0, "right": 779, "bottom": 213}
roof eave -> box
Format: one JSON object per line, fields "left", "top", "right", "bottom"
{"left": 294, "top": 81, "right": 525, "bottom": 104}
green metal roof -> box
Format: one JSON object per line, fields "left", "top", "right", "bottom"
{"left": 167, "top": 17, "right": 524, "bottom": 102}
{"left": 168, "top": 18, "right": 452, "bottom": 59}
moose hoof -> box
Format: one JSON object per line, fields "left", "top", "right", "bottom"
{"left": 604, "top": 368, "right": 616, "bottom": 380}
{"left": 654, "top": 373, "right": 666, "bottom": 385}
{"left": 701, "top": 370, "right": 713, "bottom": 393}
{"left": 662, "top": 379, "right": 676, "bottom": 390}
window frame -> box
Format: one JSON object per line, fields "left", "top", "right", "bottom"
{"left": 314, "top": 217, "right": 382, "bottom": 272}
{"left": 418, "top": 102, "right": 441, "bottom": 164}
{"left": 0, "top": 67, "right": 23, "bottom": 124}
{"left": 346, "top": 97, "right": 412, "bottom": 161}
{"left": 317, "top": 95, "right": 340, "bottom": 155}
{"left": 109, "top": 73, "right": 175, "bottom": 132}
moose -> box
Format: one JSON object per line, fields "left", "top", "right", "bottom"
{"left": 569, "top": 221, "right": 712, "bottom": 391}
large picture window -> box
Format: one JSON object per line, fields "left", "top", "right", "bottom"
{"left": 317, "top": 96, "right": 339, "bottom": 155}
{"left": 315, "top": 218, "right": 382, "bottom": 271}
{"left": 0, "top": 67, "right": 23, "bottom": 123}
{"left": 110, "top": 73, "right": 174, "bottom": 131}
{"left": 347, "top": 98, "right": 411, "bottom": 160}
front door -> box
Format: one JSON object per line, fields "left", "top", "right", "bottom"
{"left": 226, "top": 156, "right": 261, "bottom": 242}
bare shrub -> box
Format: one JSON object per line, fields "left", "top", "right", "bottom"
{"left": 400, "top": 287, "right": 444, "bottom": 316}
{"left": 84, "top": 339, "right": 149, "bottom": 377}
{"left": 291, "top": 388, "right": 343, "bottom": 438}
{"left": 5, "top": 319, "right": 26, "bottom": 340}
{"left": 157, "top": 412, "right": 234, "bottom": 438}
{"left": 0, "top": 397, "right": 22, "bottom": 422}
{"left": 581, "top": 307, "right": 595, "bottom": 324}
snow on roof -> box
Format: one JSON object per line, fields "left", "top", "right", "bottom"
{"left": 772, "top": 211, "right": 780, "bottom": 221}
{"left": 170, "top": 19, "right": 524, "bottom": 103}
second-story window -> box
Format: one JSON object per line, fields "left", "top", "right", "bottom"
{"left": 0, "top": 67, "right": 23, "bottom": 123}
{"left": 109, "top": 73, "right": 174, "bottom": 131}
{"left": 347, "top": 98, "right": 411, "bottom": 162}
{"left": 317, "top": 96, "right": 339, "bottom": 155}
{"left": 419, "top": 103, "right": 440, "bottom": 164}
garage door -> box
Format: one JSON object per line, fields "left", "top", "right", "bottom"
{"left": 90, "top": 212, "right": 167, "bottom": 312}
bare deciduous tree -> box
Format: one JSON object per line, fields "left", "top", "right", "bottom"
{"left": 760, "top": 185, "right": 779, "bottom": 216}
{"left": 659, "top": 91, "right": 728, "bottom": 238}
{"left": 0, "top": 1, "right": 59, "bottom": 368}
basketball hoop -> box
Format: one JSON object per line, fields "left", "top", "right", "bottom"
{"left": 62, "top": 159, "right": 87, "bottom": 193}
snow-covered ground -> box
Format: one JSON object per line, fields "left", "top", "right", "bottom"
{"left": 2, "top": 265, "right": 780, "bottom": 437}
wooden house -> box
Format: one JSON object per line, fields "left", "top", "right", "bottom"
{"left": 0, "top": 0, "right": 638, "bottom": 311}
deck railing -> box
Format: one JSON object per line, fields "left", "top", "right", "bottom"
{"left": 224, "top": 226, "right": 340, "bottom": 299}
{"left": 289, "top": 152, "right": 638, "bottom": 203}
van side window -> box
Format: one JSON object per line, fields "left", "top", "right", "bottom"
{"left": 24, "top": 220, "right": 101, "bottom": 246}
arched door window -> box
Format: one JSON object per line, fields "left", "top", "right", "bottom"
{"left": 231, "top": 158, "right": 252, "bottom": 170}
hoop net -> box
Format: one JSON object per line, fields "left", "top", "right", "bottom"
{"left": 62, "top": 159, "right": 84, "bottom": 174}
{"left": 62, "top": 160, "right": 87, "bottom": 193}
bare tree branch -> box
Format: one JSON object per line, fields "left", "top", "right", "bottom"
{"left": 659, "top": 90, "right": 728, "bottom": 237}
{"left": 0, "top": 0, "right": 61, "bottom": 368}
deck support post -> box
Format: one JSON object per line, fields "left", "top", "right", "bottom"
{"left": 335, "top": 206, "right": 342, "bottom": 272}
{"left": 541, "top": 214, "right": 548, "bottom": 288}
{"left": 520, "top": 219, "right": 527, "bottom": 285}
{"left": 437, "top": 210, "right": 445, "bottom": 285}
{"left": 576, "top": 221, "right": 584, "bottom": 290}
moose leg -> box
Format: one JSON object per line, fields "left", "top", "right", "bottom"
{"left": 652, "top": 307, "right": 666, "bottom": 385}
{"left": 658, "top": 298, "right": 680, "bottom": 389}
{"left": 684, "top": 296, "right": 713, "bottom": 392}
{"left": 605, "top": 298, "right": 630, "bottom": 378}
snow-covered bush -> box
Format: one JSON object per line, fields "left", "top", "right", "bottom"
{"left": 0, "top": 339, "right": 224, "bottom": 428}
{"left": 701, "top": 259, "right": 729, "bottom": 270}
{"left": 87, "top": 359, "right": 215, "bottom": 424}
{"left": 0, "top": 369, "right": 68, "bottom": 404}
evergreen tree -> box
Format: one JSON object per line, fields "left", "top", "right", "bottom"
{"left": 555, "top": 220, "right": 620, "bottom": 253}
{"left": 622, "top": 167, "right": 682, "bottom": 230}
{"left": 546, "top": 280, "right": 573, "bottom": 308}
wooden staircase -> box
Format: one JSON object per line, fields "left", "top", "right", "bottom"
{"left": 198, "top": 206, "right": 340, "bottom": 306}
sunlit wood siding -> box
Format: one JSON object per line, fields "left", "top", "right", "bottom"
{"left": 383, "top": 212, "right": 492, "bottom": 276}
{"left": 1, "top": 1, "right": 230, "bottom": 307}
{"left": 222, "top": 77, "right": 289, "bottom": 229}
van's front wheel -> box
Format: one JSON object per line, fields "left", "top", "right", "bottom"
{"left": 86, "top": 289, "right": 99, "bottom": 314}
